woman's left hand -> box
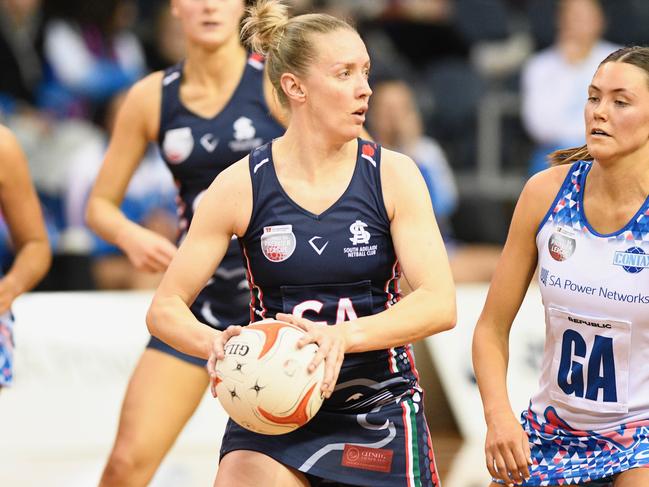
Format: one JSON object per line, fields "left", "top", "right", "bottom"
{"left": 276, "top": 313, "right": 347, "bottom": 399}
{"left": 206, "top": 325, "right": 243, "bottom": 398}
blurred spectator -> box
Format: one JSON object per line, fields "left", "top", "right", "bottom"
{"left": 63, "top": 92, "right": 176, "bottom": 290}
{"left": 0, "top": 0, "right": 99, "bottom": 261}
{"left": 141, "top": 3, "right": 185, "bottom": 72}
{"left": 370, "top": 79, "right": 458, "bottom": 234}
{"left": 521, "top": 0, "right": 619, "bottom": 175}
{"left": 361, "top": 0, "right": 470, "bottom": 80}
{"left": 0, "top": 0, "right": 45, "bottom": 116}
{"left": 369, "top": 79, "right": 500, "bottom": 282}
{"left": 360, "top": 0, "right": 514, "bottom": 170}
{"left": 42, "top": 0, "right": 146, "bottom": 121}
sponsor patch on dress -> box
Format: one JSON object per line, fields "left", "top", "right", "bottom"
{"left": 341, "top": 444, "right": 393, "bottom": 473}
{"left": 261, "top": 225, "right": 296, "bottom": 262}
{"left": 548, "top": 231, "right": 576, "bottom": 261}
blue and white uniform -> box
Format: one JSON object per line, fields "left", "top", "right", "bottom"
{"left": 220, "top": 140, "right": 440, "bottom": 487}
{"left": 0, "top": 308, "right": 14, "bottom": 387}
{"left": 517, "top": 160, "right": 649, "bottom": 484}
{"left": 150, "top": 54, "right": 284, "bottom": 364}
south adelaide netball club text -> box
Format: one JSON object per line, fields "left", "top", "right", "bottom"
{"left": 540, "top": 268, "right": 649, "bottom": 304}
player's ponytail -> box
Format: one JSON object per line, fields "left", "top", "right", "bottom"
{"left": 548, "top": 145, "right": 593, "bottom": 166}
{"left": 241, "top": 0, "right": 289, "bottom": 57}
{"left": 241, "top": 0, "right": 353, "bottom": 107}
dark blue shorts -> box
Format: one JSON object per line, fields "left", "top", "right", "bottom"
{"left": 220, "top": 351, "right": 440, "bottom": 487}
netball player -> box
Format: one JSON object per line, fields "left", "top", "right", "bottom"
{"left": 473, "top": 46, "right": 649, "bottom": 486}
{"left": 0, "top": 125, "right": 51, "bottom": 391}
{"left": 147, "top": 1, "right": 457, "bottom": 486}
{"left": 85, "top": 0, "right": 285, "bottom": 485}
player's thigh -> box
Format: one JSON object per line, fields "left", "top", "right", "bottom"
{"left": 215, "top": 450, "right": 310, "bottom": 487}
{"left": 614, "top": 467, "right": 649, "bottom": 486}
{"left": 115, "top": 348, "right": 209, "bottom": 448}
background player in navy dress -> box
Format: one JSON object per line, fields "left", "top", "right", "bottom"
{"left": 0, "top": 125, "right": 51, "bottom": 390}
{"left": 473, "top": 46, "right": 649, "bottom": 486}
{"left": 85, "top": 0, "right": 285, "bottom": 485}
{"left": 147, "top": 1, "right": 456, "bottom": 486}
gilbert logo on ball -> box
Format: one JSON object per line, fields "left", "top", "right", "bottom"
{"left": 214, "top": 319, "right": 325, "bottom": 435}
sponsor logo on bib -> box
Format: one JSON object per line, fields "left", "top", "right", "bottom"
{"left": 549, "top": 232, "right": 576, "bottom": 261}
{"left": 162, "top": 127, "right": 193, "bottom": 164}
{"left": 341, "top": 444, "right": 393, "bottom": 473}
{"left": 261, "top": 225, "right": 296, "bottom": 262}
{"left": 613, "top": 246, "right": 649, "bottom": 274}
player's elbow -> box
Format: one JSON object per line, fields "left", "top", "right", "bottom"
{"left": 429, "top": 296, "right": 457, "bottom": 335}
{"left": 440, "top": 302, "right": 457, "bottom": 333}
{"left": 145, "top": 297, "right": 163, "bottom": 338}
{"left": 84, "top": 196, "right": 100, "bottom": 230}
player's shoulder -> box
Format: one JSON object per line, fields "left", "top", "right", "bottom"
{"left": 0, "top": 125, "right": 22, "bottom": 159}
{"left": 209, "top": 155, "right": 253, "bottom": 236}
{"left": 518, "top": 163, "right": 575, "bottom": 223}
{"left": 379, "top": 146, "right": 424, "bottom": 196}
{"left": 523, "top": 163, "right": 573, "bottom": 201}
{"left": 123, "top": 71, "right": 165, "bottom": 111}
{"left": 0, "top": 124, "right": 16, "bottom": 147}
{"left": 116, "top": 71, "right": 166, "bottom": 138}
{"left": 214, "top": 155, "right": 252, "bottom": 191}
{"left": 379, "top": 146, "right": 418, "bottom": 176}
{"left": 378, "top": 146, "right": 431, "bottom": 219}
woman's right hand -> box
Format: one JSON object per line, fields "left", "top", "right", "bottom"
{"left": 207, "top": 325, "right": 243, "bottom": 397}
{"left": 485, "top": 410, "right": 532, "bottom": 485}
{"left": 116, "top": 224, "right": 177, "bottom": 272}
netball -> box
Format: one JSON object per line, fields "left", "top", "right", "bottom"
{"left": 214, "top": 319, "right": 325, "bottom": 435}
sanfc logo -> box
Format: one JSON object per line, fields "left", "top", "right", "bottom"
{"left": 349, "top": 220, "right": 371, "bottom": 245}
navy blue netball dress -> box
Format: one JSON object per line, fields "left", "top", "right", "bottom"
{"left": 151, "top": 53, "right": 284, "bottom": 365}
{"left": 220, "top": 139, "right": 440, "bottom": 487}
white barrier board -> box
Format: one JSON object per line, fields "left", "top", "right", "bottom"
{"left": 425, "top": 283, "right": 546, "bottom": 441}
{"left": 0, "top": 291, "right": 228, "bottom": 487}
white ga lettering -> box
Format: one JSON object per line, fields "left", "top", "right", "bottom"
{"left": 293, "top": 300, "right": 327, "bottom": 325}
{"left": 293, "top": 298, "right": 358, "bottom": 324}
{"left": 336, "top": 298, "right": 358, "bottom": 323}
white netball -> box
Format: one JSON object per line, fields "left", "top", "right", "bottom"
{"left": 214, "top": 319, "right": 325, "bottom": 435}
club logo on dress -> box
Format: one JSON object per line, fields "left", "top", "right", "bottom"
{"left": 162, "top": 127, "right": 194, "bottom": 164}
{"left": 349, "top": 220, "right": 371, "bottom": 245}
{"left": 261, "top": 225, "right": 296, "bottom": 262}
{"left": 548, "top": 232, "right": 576, "bottom": 261}
{"left": 344, "top": 220, "right": 377, "bottom": 258}
{"left": 229, "top": 116, "right": 262, "bottom": 152}
{"left": 613, "top": 246, "right": 649, "bottom": 274}
{"left": 234, "top": 116, "right": 255, "bottom": 140}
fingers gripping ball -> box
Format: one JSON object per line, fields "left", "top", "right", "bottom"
{"left": 214, "top": 319, "right": 325, "bottom": 435}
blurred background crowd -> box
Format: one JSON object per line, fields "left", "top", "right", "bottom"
{"left": 1, "top": 0, "right": 647, "bottom": 291}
